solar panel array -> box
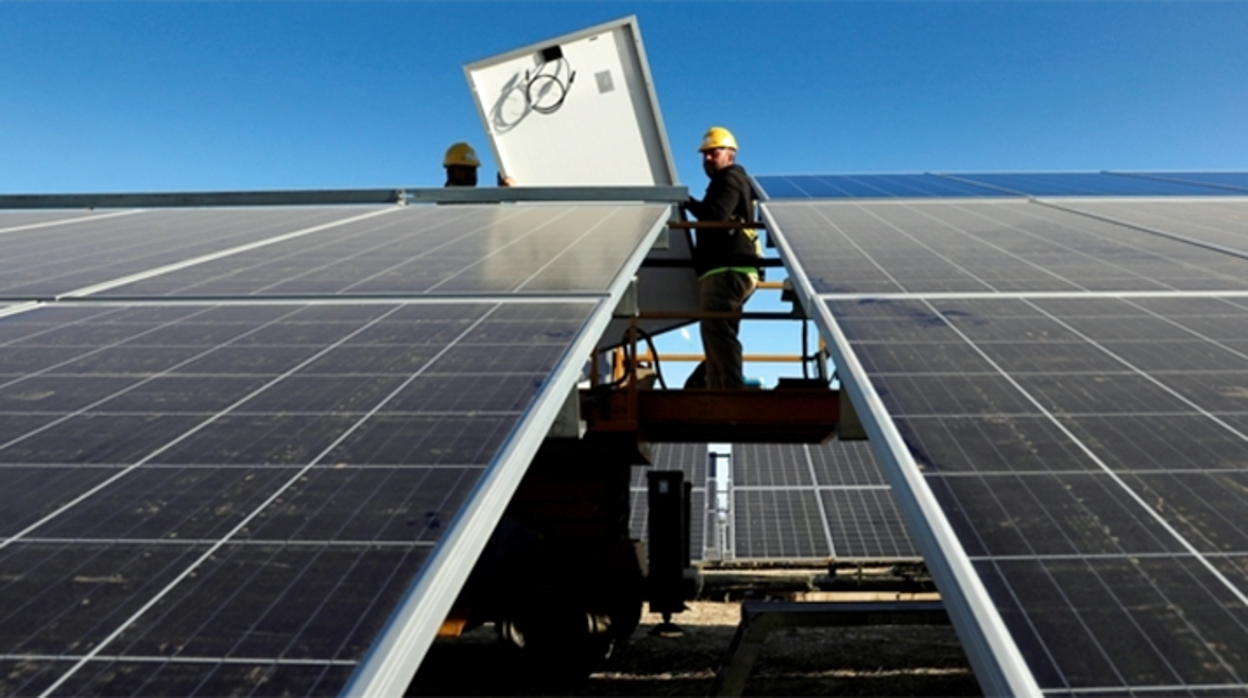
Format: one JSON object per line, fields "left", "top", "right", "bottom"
{"left": 755, "top": 170, "right": 1248, "bottom": 200}
{"left": 0, "top": 202, "right": 670, "bottom": 696}
{"left": 761, "top": 172, "right": 1248, "bottom": 695}
{"left": 732, "top": 442, "right": 917, "bottom": 561}
{"left": 629, "top": 442, "right": 917, "bottom": 563}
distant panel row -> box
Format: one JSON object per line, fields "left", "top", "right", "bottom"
{"left": 756, "top": 171, "right": 1248, "bottom": 200}
{"left": 629, "top": 442, "right": 917, "bottom": 562}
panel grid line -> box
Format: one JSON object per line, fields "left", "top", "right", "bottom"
{"left": 0, "top": 209, "right": 143, "bottom": 236}
{"left": 801, "top": 445, "right": 837, "bottom": 557}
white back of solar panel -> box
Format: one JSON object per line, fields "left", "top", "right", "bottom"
{"left": 464, "top": 16, "right": 677, "bottom": 187}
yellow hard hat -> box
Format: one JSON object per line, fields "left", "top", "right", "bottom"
{"left": 698, "top": 126, "right": 738, "bottom": 152}
{"left": 443, "top": 142, "right": 481, "bottom": 168}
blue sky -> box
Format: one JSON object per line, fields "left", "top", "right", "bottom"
{"left": 4, "top": 2, "right": 1247, "bottom": 193}
{"left": 3, "top": 1, "right": 1247, "bottom": 385}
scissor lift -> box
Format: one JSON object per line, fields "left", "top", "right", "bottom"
{"left": 443, "top": 218, "right": 868, "bottom": 674}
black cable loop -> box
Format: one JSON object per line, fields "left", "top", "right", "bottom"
{"left": 525, "top": 58, "right": 575, "bottom": 115}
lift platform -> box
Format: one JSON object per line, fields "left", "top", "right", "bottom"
{"left": 581, "top": 382, "right": 857, "bottom": 443}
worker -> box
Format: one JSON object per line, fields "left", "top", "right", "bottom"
{"left": 443, "top": 142, "right": 516, "bottom": 188}
{"left": 681, "top": 126, "right": 762, "bottom": 389}
{"left": 443, "top": 142, "right": 481, "bottom": 187}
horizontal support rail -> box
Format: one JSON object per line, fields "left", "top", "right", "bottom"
{"left": 584, "top": 386, "right": 840, "bottom": 443}
{"left": 0, "top": 186, "right": 691, "bottom": 209}
{"left": 408, "top": 186, "right": 690, "bottom": 204}
{"left": 639, "top": 258, "right": 786, "bottom": 268}
{"left": 624, "top": 310, "right": 803, "bottom": 321}
{"left": 638, "top": 352, "right": 805, "bottom": 363}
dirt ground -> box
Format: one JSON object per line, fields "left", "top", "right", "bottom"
{"left": 407, "top": 601, "right": 982, "bottom": 696}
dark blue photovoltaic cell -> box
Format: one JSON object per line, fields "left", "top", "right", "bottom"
{"left": 0, "top": 297, "right": 610, "bottom": 696}
{"left": 755, "top": 174, "right": 1012, "bottom": 200}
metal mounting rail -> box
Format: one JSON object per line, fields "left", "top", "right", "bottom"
{"left": 0, "top": 185, "right": 691, "bottom": 209}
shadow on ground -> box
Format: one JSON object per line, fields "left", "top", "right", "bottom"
{"left": 407, "top": 602, "right": 982, "bottom": 697}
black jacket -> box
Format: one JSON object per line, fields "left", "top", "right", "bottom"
{"left": 683, "top": 164, "right": 761, "bottom": 276}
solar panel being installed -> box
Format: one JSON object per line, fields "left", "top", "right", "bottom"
{"left": 764, "top": 187, "right": 1248, "bottom": 695}
{"left": 0, "top": 200, "right": 672, "bottom": 696}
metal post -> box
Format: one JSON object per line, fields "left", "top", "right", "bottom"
{"left": 646, "top": 470, "right": 688, "bottom": 620}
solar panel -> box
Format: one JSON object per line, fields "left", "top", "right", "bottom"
{"left": 0, "top": 209, "right": 124, "bottom": 232}
{"left": 0, "top": 208, "right": 391, "bottom": 299}
{"left": 0, "top": 200, "right": 672, "bottom": 696}
{"left": 1046, "top": 198, "right": 1248, "bottom": 259}
{"left": 731, "top": 443, "right": 917, "bottom": 562}
{"left": 1109, "top": 171, "right": 1248, "bottom": 194}
{"left": 755, "top": 173, "right": 1012, "bottom": 200}
{"left": 629, "top": 442, "right": 918, "bottom": 563}
{"left": 85, "top": 205, "right": 668, "bottom": 299}
{"left": 765, "top": 190, "right": 1248, "bottom": 695}
{"left": 941, "top": 172, "right": 1239, "bottom": 197}
{"left": 755, "top": 171, "right": 1248, "bottom": 200}
{"left": 769, "top": 199, "right": 1248, "bottom": 296}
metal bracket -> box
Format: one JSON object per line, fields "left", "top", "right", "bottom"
{"left": 613, "top": 276, "right": 639, "bottom": 318}
{"left": 837, "top": 389, "right": 867, "bottom": 441}
{"left": 546, "top": 386, "right": 586, "bottom": 439}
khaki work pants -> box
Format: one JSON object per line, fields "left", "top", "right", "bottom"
{"left": 698, "top": 270, "right": 758, "bottom": 389}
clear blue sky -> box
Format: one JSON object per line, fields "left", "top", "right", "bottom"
{"left": 3, "top": 1, "right": 1246, "bottom": 386}
{"left": 4, "top": 2, "right": 1247, "bottom": 193}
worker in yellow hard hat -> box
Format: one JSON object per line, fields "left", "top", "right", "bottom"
{"left": 443, "top": 142, "right": 516, "bottom": 188}
{"left": 443, "top": 142, "right": 481, "bottom": 187}
{"left": 681, "top": 126, "right": 762, "bottom": 389}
